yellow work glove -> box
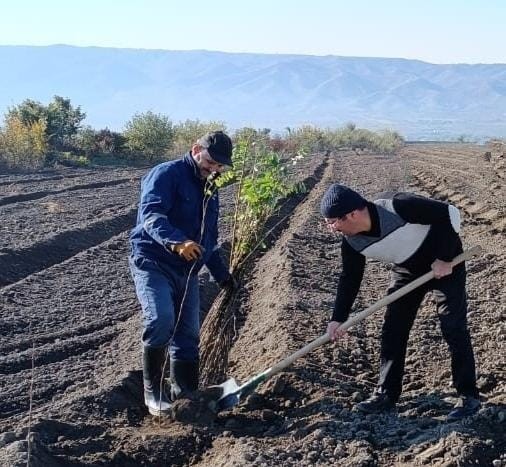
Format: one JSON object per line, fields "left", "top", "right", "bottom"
{"left": 171, "top": 241, "right": 203, "bottom": 261}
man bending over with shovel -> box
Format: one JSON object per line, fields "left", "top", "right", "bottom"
{"left": 321, "top": 184, "right": 480, "bottom": 421}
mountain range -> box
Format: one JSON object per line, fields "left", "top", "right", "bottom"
{"left": 1, "top": 45, "right": 505, "bottom": 139}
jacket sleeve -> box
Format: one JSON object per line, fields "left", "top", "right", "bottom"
{"left": 138, "top": 166, "right": 188, "bottom": 248}
{"left": 332, "top": 239, "right": 366, "bottom": 322}
{"left": 204, "top": 195, "right": 230, "bottom": 283}
{"left": 206, "top": 248, "right": 230, "bottom": 284}
{"left": 392, "top": 193, "right": 461, "bottom": 262}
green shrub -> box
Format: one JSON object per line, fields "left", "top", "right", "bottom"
{"left": 216, "top": 133, "right": 301, "bottom": 268}
{"left": 123, "top": 111, "right": 174, "bottom": 160}
{"left": 374, "top": 130, "right": 404, "bottom": 153}
{"left": 76, "top": 126, "right": 126, "bottom": 158}
{"left": 171, "top": 119, "right": 226, "bottom": 156}
{"left": 7, "top": 96, "right": 85, "bottom": 150}
{"left": 57, "top": 151, "right": 90, "bottom": 167}
{"left": 285, "top": 125, "right": 328, "bottom": 154}
{"left": 0, "top": 116, "right": 48, "bottom": 168}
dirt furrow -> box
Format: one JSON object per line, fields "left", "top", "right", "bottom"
{"left": 0, "top": 167, "right": 146, "bottom": 195}
{"left": 0, "top": 208, "right": 136, "bottom": 287}
{"left": 1, "top": 311, "right": 132, "bottom": 355}
{"left": 0, "top": 177, "right": 139, "bottom": 207}
{"left": 0, "top": 177, "right": 140, "bottom": 249}
{"left": 0, "top": 233, "right": 140, "bottom": 428}
{"left": 0, "top": 171, "right": 96, "bottom": 188}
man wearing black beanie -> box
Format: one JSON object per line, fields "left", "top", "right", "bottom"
{"left": 320, "top": 183, "right": 480, "bottom": 421}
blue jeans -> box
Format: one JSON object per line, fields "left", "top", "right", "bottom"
{"left": 129, "top": 256, "right": 200, "bottom": 361}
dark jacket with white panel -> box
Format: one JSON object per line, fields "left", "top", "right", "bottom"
{"left": 332, "top": 193, "right": 463, "bottom": 322}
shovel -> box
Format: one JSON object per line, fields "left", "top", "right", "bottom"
{"left": 209, "top": 245, "right": 483, "bottom": 412}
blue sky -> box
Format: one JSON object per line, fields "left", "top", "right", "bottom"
{"left": 1, "top": 0, "right": 505, "bottom": 64}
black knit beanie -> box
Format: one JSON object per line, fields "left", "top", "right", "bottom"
{"left": 320, "top": 184, "right": 367, "bottom": 218}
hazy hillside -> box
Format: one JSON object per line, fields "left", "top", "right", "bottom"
{"left": 1, "top": 45, "right": 505, "bottom": 139}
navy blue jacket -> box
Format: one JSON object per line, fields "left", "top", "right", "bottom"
{"left": 130, "top": 152, "right": 229, "bottom": 283}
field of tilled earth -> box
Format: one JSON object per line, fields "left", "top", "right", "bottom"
{"left": 0, "top": 143, "right": 505, "bottom": 467}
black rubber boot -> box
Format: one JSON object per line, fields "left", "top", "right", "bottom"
{"left": 447, "top": 397, "right": 481, "bottom": 421}
{"left": 356, "top": 391, "right": 397, "bottom": 414}
{"left": 170, "top": 359, "right": 199, "bottom": 400}
{"left": 143, "top": 346, "right": 172, "bottom": 416}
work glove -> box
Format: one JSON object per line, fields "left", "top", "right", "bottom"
{"left": 170, "top": 241, "right": 203, "bottom": 261}
{"left": 219, "top": 274, "right": 239, "bottom": 291}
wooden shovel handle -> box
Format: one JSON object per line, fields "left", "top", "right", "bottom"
{"left": 268, "top": 245, "right": 482, "bottom": 376}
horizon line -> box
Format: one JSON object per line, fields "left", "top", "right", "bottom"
{"left": 1, "top": 43, "right": 505, "bottom": 66}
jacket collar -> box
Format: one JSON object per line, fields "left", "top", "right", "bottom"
{"left": 363, "top": 202, "right": 381, "bottom": 237}
{"left": 184, "top": 151, "right": 202, "bottom": 180}
{"left": 183, "top": 151, "right": 220, "bottom": 192}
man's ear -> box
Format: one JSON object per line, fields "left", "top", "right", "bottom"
{"left": 192, "top": 143, "right": 202, "bottom": 156}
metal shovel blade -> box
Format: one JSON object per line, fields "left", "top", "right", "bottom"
{"left": 208, "top": 369, "right": 272, "bottom": 412}
{"left": 208, "top": 377, "right": 242, "bottom": 412}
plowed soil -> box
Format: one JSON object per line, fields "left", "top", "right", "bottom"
{"left": 1, "top": 144, "right": 505, "bottom": 467}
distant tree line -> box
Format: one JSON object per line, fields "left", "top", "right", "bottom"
{"left": 0, "top": 96, "right": 405, "bottom": 170}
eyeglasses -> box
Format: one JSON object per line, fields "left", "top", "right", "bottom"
{"left": 321, "top": 214, "right": 350, "bottom": 231}
{"left": 325, "top": 214, "right": 348, "bottom": 225}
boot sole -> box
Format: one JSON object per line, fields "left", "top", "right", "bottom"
{"left": 145, "top": 397, "right": 172, "bottom": 417}
{"left": 147, "top": 406, "right": 171, "bottom": 417}
{"left": 356, "top": 404, "right": 396, "bottom": 414}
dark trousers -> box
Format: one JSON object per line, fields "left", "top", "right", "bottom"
{"left": 379, "top": 265, "right": 478, "bottom": 401}
{"left": 129, "top": 255, "right": 200, "bottom": 361}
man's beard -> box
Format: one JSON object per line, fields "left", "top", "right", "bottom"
{"left": 207, "top": 171, "right": 220, "bottom": 182}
